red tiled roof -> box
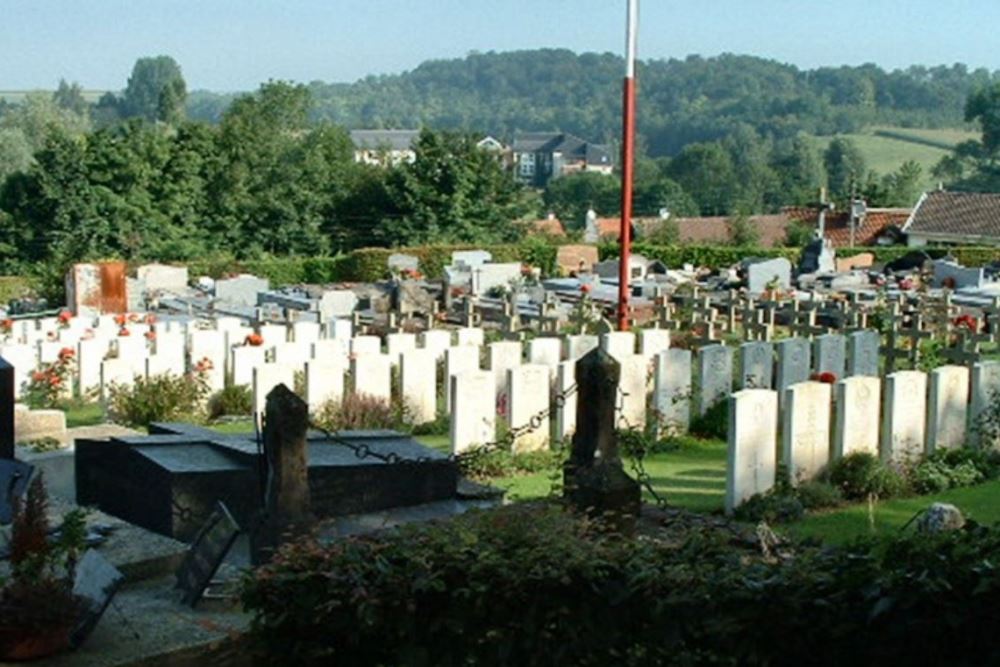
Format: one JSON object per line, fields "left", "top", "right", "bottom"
{"left": 635, "top": 214, "right": 790, "bottom": 247}
{"left": 594, "top": 217, "right": 627, "bottom": 239}
{"left": 522, "top": 217, "right": 566, "bottom": 237}
{"left": 904, "top": 191, "right": 1000, "bottom": 241}
{"left": 783, "top": 206, "right": 909, "bottom": 248}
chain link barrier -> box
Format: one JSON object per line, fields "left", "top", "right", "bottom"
{"left": 615, "top": 385, "right": 670, "bottom": 511}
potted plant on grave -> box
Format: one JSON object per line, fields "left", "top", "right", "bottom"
{"left": 0, "top": 475, "right": 88, "bottom": 661}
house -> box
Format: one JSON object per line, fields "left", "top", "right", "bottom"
{"left": 512, "top": 132, "right": 613, "bottom": 187}
{"left": 584, "top": 209, "right": 634, "bottom": 243}
{"left": 902, "top": 191, "right": 1000, "bottom": 247}
{"left": 590, "top": 210, "right": 789, "bottom": 247}
{"left": 519, "top": 213, "right": 566, "bottom": 238}
{"left": 350, "top": 129, "right": 421, "bottom": 166}
{"left": 784, "top": 206, "right": 909, "bottom": 248}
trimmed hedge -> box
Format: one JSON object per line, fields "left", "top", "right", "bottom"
{"left": 242, "top": 503, "right": 1000, "bottom": 666}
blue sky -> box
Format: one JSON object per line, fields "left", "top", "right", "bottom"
{"left": 3, "top": 0, "right": 999, "bottom": 91}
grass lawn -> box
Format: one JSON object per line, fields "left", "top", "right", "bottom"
{"left": 63, "top": 402, "right": 107, "bottom": 428}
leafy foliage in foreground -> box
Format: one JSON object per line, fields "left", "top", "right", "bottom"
{"left": 243, "top": 503, "right": 1000, "bottom": 666}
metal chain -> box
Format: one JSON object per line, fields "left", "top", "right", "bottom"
{"left": 615, "top": 385, "right": 670, "bottom": 511}
{"left": 306, "top": 382, "right": 580, "bottom": 473}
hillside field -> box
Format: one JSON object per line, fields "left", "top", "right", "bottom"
{"left": 809, "top": 126, "right": 979, "bottom": 191}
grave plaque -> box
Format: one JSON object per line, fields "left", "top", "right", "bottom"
{"left": 776, "top": 337, "right": 811, "bottom": 399}
{"left": 0, "top": 459, "right": 34, "bottom": 524}
{"left": 71, "top": 549, "right": 125, "bottom": 648}
{"left": 739, "top": 341, "right": 774, "bottom": 389}
{"left": 698, "top": 344, "right": 733, "bottom": 415}
{"left": 175, "top": 501, "right": 241, "bottom": 606}
{"left": 847, "top": 330, "right": 880, "bottom": 377}
{"left": 813, "top": 333, "right": 847, "bottom": 378}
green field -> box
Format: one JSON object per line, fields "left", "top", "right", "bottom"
{"left": 808, "top": 125, "right": 979, "bottom": 191}
{"left": 0, "top": 89, "right": 107, "bottom": 103}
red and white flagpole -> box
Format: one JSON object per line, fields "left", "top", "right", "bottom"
{"left": 617, "top": 0, "right": 638, "bottom": 331}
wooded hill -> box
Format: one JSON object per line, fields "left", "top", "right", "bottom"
{"left": 188, "top": 50, "right": 994, "bottom": 156}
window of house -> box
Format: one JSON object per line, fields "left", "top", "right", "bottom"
{"left": 519, "top": 152, "right": 535, "bottom": 176}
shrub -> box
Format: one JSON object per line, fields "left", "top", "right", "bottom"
{"left": 689, "top": 398, "right": 728, "bottom": 440}
{"left": 460, "top": 447, "right": 564, "bottom": 480}
{"left": 794, "top": 480, "right": 844, "bottom": 510}
{"left": 910, "top": 450, "right": 989, "bottom": 494}
{"left": 734, "top": 492, "right": 804, "bottom": 523}
{"left": 314, "top": 392, "right": 409, "bottom": 432}
{"left": 207, "top": 385, "right": 253, "bottom": 420}
{"left": 23, "top": 347, "right": 75, "bottom": 409}
{"left": 828, "top": 452, "right": 907, "bottom": 500}
{"left": 107, "top": 372, "right": 209, "bottom": 428}
{"left": 242, "top": 502, "right": 1000, "bottom": 666}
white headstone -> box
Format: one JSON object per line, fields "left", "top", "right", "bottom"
{"left": 350, "top": 335, "right": 382, "bottom": 358}
{"left": 813, "top": 333, "right": 847, "bottom": 379}
{"left": 100, "top": 358, "right": 136, "bottom": 401}
{"left": 420, "top": 330, "right": 453, "bottom": 360}
{"left": 600, "top": 331, "right": 636, "bottom": 362}
{"left": 352, "top": 354, "right": 392, "bottom": 401}
{"left": 507, "top": 364, "right": 551, "bottom": 453}
{"left": 258, "top": 323, "right": 288, "bottom": 345}
{"left": 725, "top": 389, "right": 778, "bottom": 514}
{"left": 188, "top": 330, "right": 226, "bottom": 392}
{"left": 77, "top": 338, "right": 110, "bottom": 397}
{"left": 231, "top": 345, "right": 266, "bottom": 387}
{"left": 327, "top": 318, "right": 354, "bottom": 340}
{"left": 775, "top": 337, "right": 811, "bottom": 401}
{"left": 292, "top": 321, "right": 321, "bottom": 345}
{"left": 927, "top": 365, "right": 969, "bottom": 452}
{"left": 445, "top": 345, "right": 480, "bottom": 415}
{"left": 450, "top": 370, "right": 496, "bottom": 454}
{"left": 304, "top": 358, "right": 345, "bottom": 412}
{"left": 739, "top": 341, "right": 774, "bottom": 390}
{"left": 698, "top": 344, "right": 733, "bottom": 415}
{"left": 253, "top": 363, "right": 296, "bottom": 426}
{"left": 489, "top": 341, "right": 522, "bottom": 394}
{"left": 833, "top": 376, "right": 882, "bottom": 459}
{"left": 638, "top": 329, "right": 671, "bottom": 361}
{"left": 970, "top": 361, "right": 1000, "bottom": 448}
{"left": 0, "top": 344, "right": 36, "bottom": 399}
{"left": 528, "top": 337, "right": 562, "bottom": 371}
{"left": 847, "top": 330, "right": 880, "bottom": 377}
{"left": 455, "top": 327, "right": 485, "bottom": 348}
{"left": 312, "top": 338, "right": 349, "bottom": 364}
{"left": 386, "top": 333, "right": 417, "bottom": 364}
{"left": 564, "top": 334, "right": 599, "bottom": 361}
{"left": 881, "top": 370, "right": 928, "bottom": 466}
{"left": 653, "top": 349, "right": 691, "bottom": 436}
{"left": 401, "top": 349, "right": 437, "bottom": 425}
{"left": 616, "top": 355, "right": 648, "bottom": 430}
{"left": 782, "top": 382, "right": 832, "bottom": 484}
{"left": 555, "top": 361, "right": 577, "bottom": 441}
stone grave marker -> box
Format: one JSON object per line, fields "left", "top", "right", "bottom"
{"left": 882, "top": 370, "right": 928, "bottom": 465}
{"left": 489, "top": 341, "right": 522, "bottom": 394}
{"left": 304, "top": 358, "right": 345, "bottom": 412}
{"left": 745, "top": 257, "right": 792, "bottom": 295}
{"left": 350, "top": 335, "right": 382, "bottom": 358}
{"left": 450, "top": 370, "right": 496, "bottom": 453}
{"left": 78, "top": 338, "right": 109, "bottom": 396}
{"left": 782, "top": 382, "right": 832, "bottom": 484}
{"left": 739, "top": 341, "right": 774, "bottom": 389}
{"left": 616, "top": 355, "right": 648, "bottom": 430}
{"left": 833, "top": 376, "right": 881, "bottom": 458}
{"left": 813, "top": 333, "right": 847, "bottom": 378}
{"left": 927, "top": 365, "right": 969, "bottom": 452}
{"left": 0, "top": 344, "right": 34, "bottom": 399}
{"left": 555, "top": 361, "right": 578, "bottom": 440}
{"left": 137, "top": 263, "right": 188, "bottom": 292}
{"left": 70, "top": 549, "right": 125, "bottom": 648}
{"left": 174, "top": 502, "right": 240, "bottom": 607}
{"left": 231, "top": 345, "right": 266, "bottom": 387}
{"left": 698, "top": 344, "right": 733, "bottom": 416}
{"left": 456, "top": 327, "right": 485, "bottom": 348}
{"left": 420, "top": 329, "right": 453, "bottom": 360}
{"left": 215, "top": 274, "right": 269, "bottom": 306}
{"left": 386, "top": 332, "right": 417, "bottom": 364}
{"left": 725, "top": 389, "right": 778, "bottom": 514}
{"left": 401, "top": 349, "right": 437, "bottom": 425}
{"left": 327, "top": 318, "right": 354, "bottom": 340}
{"left": 528, "top": 337, "right": 562, "bottom": 371}
{"left": 258, "top": 323, "right": 288, "bottom": 345}
{"left": 352, "top": 354, "right": 392, "bottom": 401}
{"left": 600, "top": 331, "right": 636, "bottom": 362}
{"left": 971, "top": 361, "right": 1000, "bottom": 448}
{"left": 452, "top": 249, "right": 492, "bottom": 267}
{"left": 847, "top": 330, "right": 880, "bottom": 377}
{"left": 653, "top": 349, "right": 691, "bottom": 436}
{"left": 638, "top": 328, "right": 671, "bottom": 361}
{"left": 507, "top": 364, "right": 551, "bottom": 453}
{"left": 564, "top": 334, "right": 599, "bottom": 360}
{"left": 292, "top": 321, "right": 321, "bottom": 345}
{"left": 100, "top": 357, "right": 136, "bottom": 400}
{"left": 388, "top": 253, "right": 420, "bottom": 273}
{"left": 253, "top": 364, "right": 296, "bottom": 426}
{"left": 775, "top": 337, "right": 811, "bottom": 400}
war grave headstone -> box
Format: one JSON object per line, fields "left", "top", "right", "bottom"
{"left": 350, "top": 335, "right": 382, "bottom": 358}
{"left": 847, "top": 329, "right": 880, "bottom": 377}
{"left": 420, "top": 329, "right": 453, "bottom": 360}
{"left": 564, "top": 334, "right": 599, "bottom": 360}
{"left": 882, "top": 370, "right": 928, "bottom": 465}
{"left": 507, "top": 364, "right": 551, "bottom": 453}
{"left": 600, "top": 331, "right": 636, "bottom": 362}
{"left": 725, "top": 389, "right": 778, "bottom": 514}
{"left": 304, "top": 358, "right": 345, "bottom": 412}
{"left": 638, "top": 328, "right": 670, "bottom": 361}
{"left": 616, "top": 355, "right": 648, "bottom": 430}
{"left": 782, "top": 382, "right": 832, "bottom": 484}
{"left": 971, "top": 361, "right": 1000, "bottom": 448}
{"left": 450, "top": 370, "right": 496, "bottom": 453}
{"left": 653, "top": 349, "right": 691, "bottom": 435}
{"left": 352, "top": 353, "right": 392, "bottom": 401}
{"left": 456, "top": 327, "right": 485, "bottom": 348}
{"left": 739, "top": 341, "right": 773, "bottom": 389}
{"left": 528, "top": 337, "right": 562, "bottom": 371}
{"left": 555, "top": 361, "right": 578, "bottom": 440}
{"left": 401, "top": 349, "right": 437, "bottom": 425}
{"left": 927, "top": 365, "right": 969, "bottom": 451}
{"left": 813, "top": 333, "right": 847, "bottom": 378}
{"left": 489, "top": 341, "right": 522, "bottom": 395}
{"left": 698, "top": 344, "right": 733, "bottom": 416}
{"left": 444, "top": 345, "right": 480, "bottom": 416}
{"left": 231, "top": 345, "right": 266, "bottom": 387}
{"left": 833, "top": 376, "right": 881, "bottom": 458}
{"left": 775, "top": 337, "right": 811, "bottom": 400}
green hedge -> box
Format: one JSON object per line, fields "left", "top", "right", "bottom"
{"left": 242, "top": 503, "right": 1000, "bottom": 666}
{"left": 599, "top": 242, "right": 803, "bottom": 266}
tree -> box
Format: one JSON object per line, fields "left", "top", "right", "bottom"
{"left": 53, "top": 79, "right": 88, "bottom": 116}
{"left": 772, "top": 136, "right": 826, "bottom": 205}
{"left": 543, "top": 172, "right": 619, "bottom": 227}
{"left": 823, "top": 137, "right": 866, "bottom": 202}
{"left": 727, "top": 213, "right": 760, "bottom": 246}
{"left": 665, "top": 142, "right": 736, "bottom": 215}
{"left": 122, "top": 56, "right": 187, "bottom": 123}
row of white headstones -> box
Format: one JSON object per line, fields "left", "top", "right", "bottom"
{"left": 5, "top": 316, "right": 999, "bottom": 508}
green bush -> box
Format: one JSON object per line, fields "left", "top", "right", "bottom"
{"left": 910, "top": 449, "right": 996, "bottom": 494}
{"left": 734, "top": 492, "right": 804, "bottom": 523}
{"left": 459, "top": 447, "right": 564, "bottom": 480}
{"left": 107, "top": 373, "right": 209, "bottom": 428}
{"left": 794, "top": 480, "right": 844, "bottom": 510}
{"left": 689, "top": 398, "right": 728, "bottom": 440}
{"left": 207, "top": 385, "right": 253, "bottom": 420}
{"left": 314, "top": 392, "right": 409, "bottom": 432}
{"left": 828, "top": 452, "right": 908, "bottom": 500}
{"left": 242, "top": 503, "right": 1000, "bottom": 666}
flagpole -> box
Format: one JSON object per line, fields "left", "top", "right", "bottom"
{"left": 617, "top": 0, "right": 638, "bottom": 331}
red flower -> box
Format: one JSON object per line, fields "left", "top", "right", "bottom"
{"left": 114, "top": 314, "right": 127, "bottom": 326}
{"left": 953, "top": 314, "right": 978, "bottom": 332}
{"left": 245, "top": 333, "right": 264, "bottom": 347}
{"left": 811, "top": 372, "right": 837, "bottom": 384}
{"left": 58, "top": 347, "right": 75, "bottom": 360}
{"left": 128, "top": 313, "right": 140, "bottom": 323}
{"left": 0, "top": 319, "right": 11, "bottom": 333}
{"left": 145, "top": 313, "right": 157, "bottom": 325}
{"left": 118, "top": 327, "right": 131, "bottom": 337}
{"left": 57, "top": 310, "right": 72, "bottom": 324}
{"left": 31, "top": 371, "right": 46, "bottom": 382}
{"left": 48, "top": 375, "right": 61, "bottom": 386}
{"left": 194, "top": 357, "right": 214, "bottom": 373}
{"left": 580, "top": 283, "right": 592, "bottom": 295}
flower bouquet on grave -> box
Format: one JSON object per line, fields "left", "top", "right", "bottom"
{"left": 0, "top": 475, "right": 88, "bottom": 661}
{"left": 57, "top": 310, "right": 72, "bottom": 329}
{"left": 244, "top": 333, "right": 264, "bottom": 347}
